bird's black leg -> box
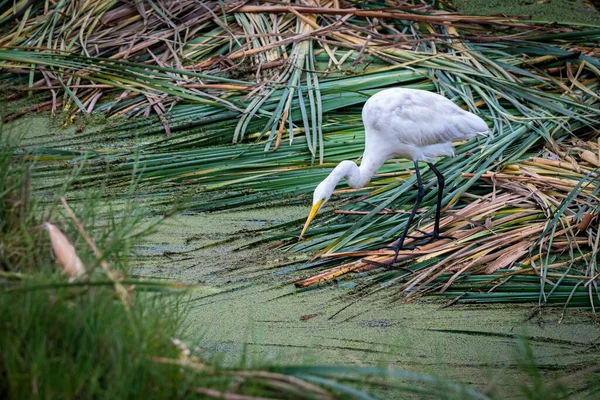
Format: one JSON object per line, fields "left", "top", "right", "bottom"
{"left": 428, "top": 162, "right": 444, "bottom": 238}
{"left": 407, "top": 162, "right": 454, "bottom": 243}
{"left": 386, "top": 160, "right": 425, "bottom": 263}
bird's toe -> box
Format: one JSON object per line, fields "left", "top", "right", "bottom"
{"left": 407, "top": 231, "right": 456, "bottom": 243}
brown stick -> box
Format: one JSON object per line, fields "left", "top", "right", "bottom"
{"left": 21, "top": 83, "right": 251, "bottom": 90}
{"left": 334, "top": 209, "right": 425, "bottom": 215}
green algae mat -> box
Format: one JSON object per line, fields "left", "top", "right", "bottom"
{"left": 135, "top": 208, "right": 600, "bottom": 395}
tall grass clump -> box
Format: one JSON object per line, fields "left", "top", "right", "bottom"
{"left": 0, "top": 122, "right": 189, "bottom": 398}
{"left": 0, "top": 288, "right": 186, "bottom": 399}
{"left": 0, "top": 127, "right": 39, "bottom": 273}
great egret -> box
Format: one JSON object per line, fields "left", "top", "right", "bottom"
{"left": 300, "top": 88, "right": 488, "bottom": 261}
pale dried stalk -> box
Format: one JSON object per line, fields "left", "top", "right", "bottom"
{"left": 44, "top": 222, "right": 85, "bottom": 280}
{"left": 194, "top": 388, "right": 277, "bottom": 400}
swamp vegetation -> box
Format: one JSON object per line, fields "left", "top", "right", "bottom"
{"left": 1, "top": 0, "right": 600, "bottom": 398}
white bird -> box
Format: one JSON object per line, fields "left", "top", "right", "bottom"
{"left": 300, "top": 88, "right": 488, "bottom": 261}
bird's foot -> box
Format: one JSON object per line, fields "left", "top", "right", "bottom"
{"left": 407, "top": 229, "right": 455, "bottom": 244}
{"left": 384, "top": 243, "right": 417, "bottom": 264}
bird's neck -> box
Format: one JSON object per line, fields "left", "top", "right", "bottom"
{"left": 329, "top": 152, "right": 386, "bottom": 189}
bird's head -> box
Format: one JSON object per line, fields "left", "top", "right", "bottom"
{"left": 300, "top": 179, "right": 335, "bottom": 239}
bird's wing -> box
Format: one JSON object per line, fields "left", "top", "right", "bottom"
{"left": 364, "top": 90, "right": 488, "bottom": 148}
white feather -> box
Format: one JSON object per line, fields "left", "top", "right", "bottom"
{"left": 362, "top": 88, "right": 488, "bottom": 162}
{"left": 308, "top": 88, "right": 488, "bottom": 204}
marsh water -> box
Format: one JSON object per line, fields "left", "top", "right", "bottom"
{"left": 136, "top": 207, "right": 598, "bottom": 393}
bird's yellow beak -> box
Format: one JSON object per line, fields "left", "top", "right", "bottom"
{"left": 300, "top": 199, "right": 324, "bottom": 239}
